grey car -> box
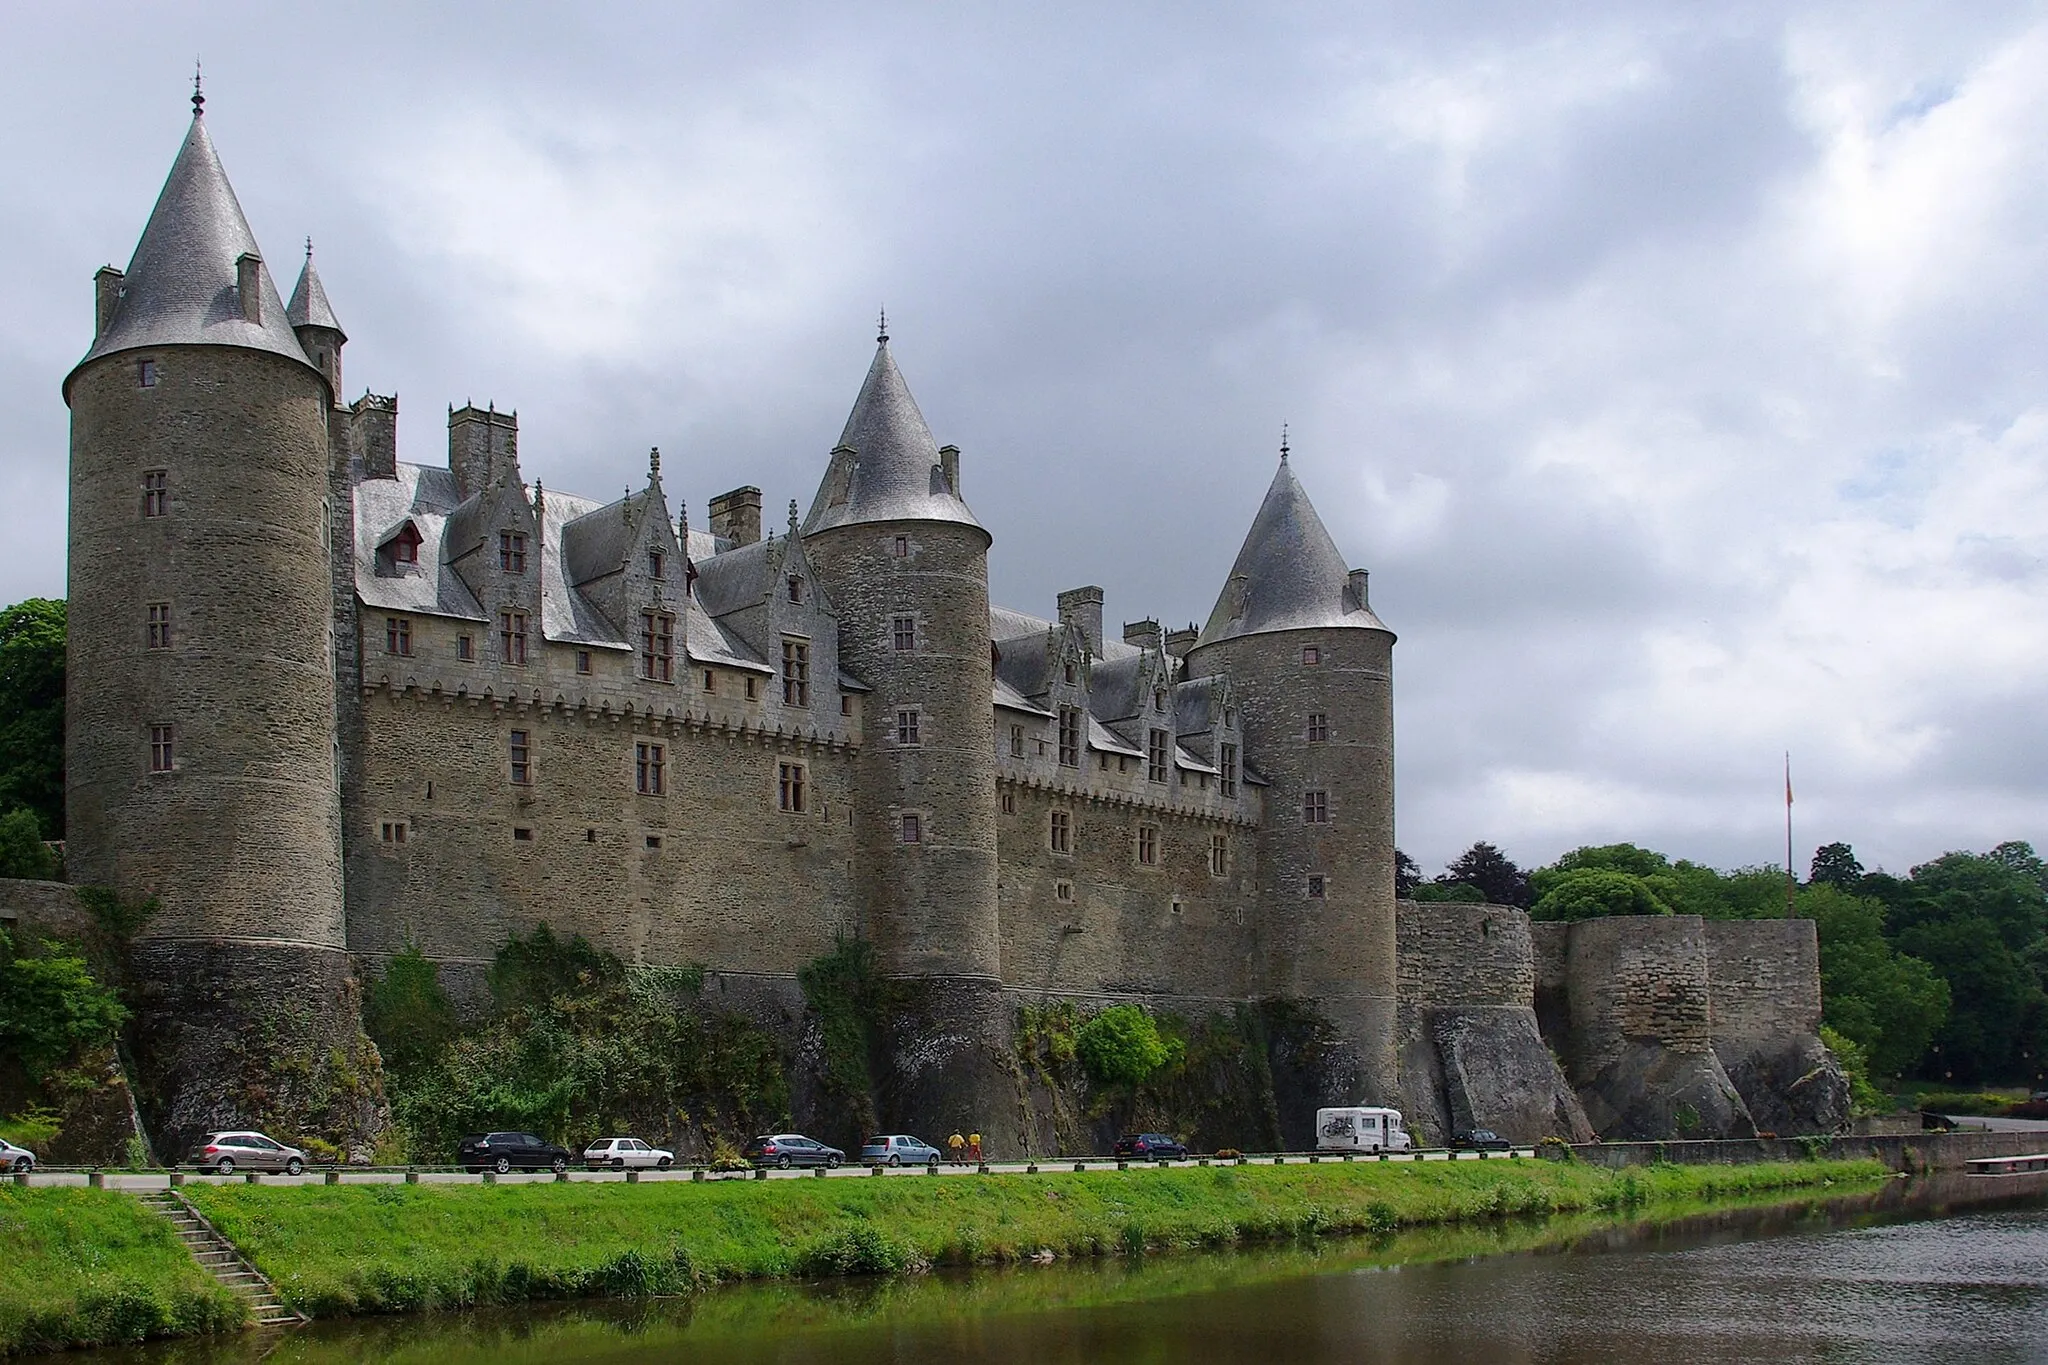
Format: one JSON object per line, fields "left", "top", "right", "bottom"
{"left": 860, "top": 1134, "right": 943, "bottom": 1167}
{"left": 0, "top": 1138, "right": 34, "bottom": 1173}
{"left": 190, "top": 1131, "right": 308, "bottom": 1175}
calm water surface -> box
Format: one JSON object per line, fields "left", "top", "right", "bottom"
{"left": 68, "top": 1176, "right": 2048, "bottom": 1365}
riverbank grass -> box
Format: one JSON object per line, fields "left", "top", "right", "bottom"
{"left": 0, "top": 1186, "right": 244, "bottom": 1355}
{"left": 183, "top": 1157, "right": 1884, "bottom": 1318}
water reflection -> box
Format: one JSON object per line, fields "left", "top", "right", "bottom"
{"left": 61, "top": 1174, "right": 2048, "bottom": 1365}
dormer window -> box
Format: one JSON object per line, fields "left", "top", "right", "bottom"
{"left": 787, "top": 576, "right": 803, "bottom": 604}
{"left": 500, "top": 532, "right": 527, "bottom": 574}
{"left": 385, "top": 523, "right": 422, "bottom": 568}
{"left": 1154, "top": 688, "right": 1166, "bottom": 712}
{"left": 648, "top": 550, "right": 664, "bottom": 578}
{"left": 1063, "top": 662, "right": 1076, "bottom": 685}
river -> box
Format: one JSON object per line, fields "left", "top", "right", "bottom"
{"left": 57, "top": 1173, "right": 2048, "bottom": 1364}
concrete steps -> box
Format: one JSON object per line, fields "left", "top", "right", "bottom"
{"left": 136, "top": 1191, "right": 304, "bottom": 1329}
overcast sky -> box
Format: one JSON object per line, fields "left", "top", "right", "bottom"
{"left": 4, "top": 2, "right": 2044, "bottom": 878}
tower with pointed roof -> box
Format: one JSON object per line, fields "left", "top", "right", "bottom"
{"left": 1185, "top": 447, "right": 1400, "bottom": 1105}
{"left": 64, "top": 93, "right": 369, "bottom": 1150}
{"left": 800, "top": 327, "right": 1021, "bottom": 1132}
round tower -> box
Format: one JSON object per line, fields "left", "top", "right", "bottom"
{"left": 800, "top": 328, "right": 1018, "bottom": 1146}
{"left": 1185, "top": 447, "right": 1399, "bottom": 1111}
{"left": 64, "top": 100, "right": 369, "bottom": 1152}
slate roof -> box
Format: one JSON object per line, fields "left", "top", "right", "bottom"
{"left": 1197, "top": 458, "right": 1391, "bottom": 647}
{"left": 285, "top": 252, "right": 343, "bottom": 337}
{"left": 803, "top": 340, "right": 982, "bottom": 534}
{"left": 68, "top": 113, "right": 316, "bottom": 394}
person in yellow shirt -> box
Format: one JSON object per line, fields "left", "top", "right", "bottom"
{"left": 968, "top": 1132, "right": 983, "bottom": 1163}
{"left": 947, "top": 1131, "right": 966, "bottom": 1164}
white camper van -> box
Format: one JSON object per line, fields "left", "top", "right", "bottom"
{"left": 1315, "top": 1106, "right": 1412, "bottom": 1153}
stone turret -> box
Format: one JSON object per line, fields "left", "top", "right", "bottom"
{"left": 63, "top": 96, "right": 377, "bottom": 1154}
{"left": 800, "top": 329, "right": 1020, "bottom": 1148}
{"left": 286, "top": 243, "right": 344, "bottom": 400}
{"left": 1185, "top": 447, "right": 1399, "bottom": 1113}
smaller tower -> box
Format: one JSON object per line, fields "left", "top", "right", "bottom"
{"left": 287, "top": 241, "right": 344, "bottom": 400}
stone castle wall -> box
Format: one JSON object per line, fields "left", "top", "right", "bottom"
{"left": 1705, "top": 918, "right": 1823, "bottom": 1042}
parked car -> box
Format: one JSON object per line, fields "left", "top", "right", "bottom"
{"left": 583, "top": 1137, "right": 674, "bottom": 1170}
{"left": 860, "top": 1134, "right": 943, "bottom": 1167}
{"left": 0, "top": 1138, "right": 34, "bottom": 1173}
{"left": 189, "top": 1131, "right": 308, "bottom": 1175}
{"left": 457, "top": 1132, "right": 574, "bottom": 1175}
{"left": 1450, "top": 1129, "right": 1512, "bottom": 1151}
{"left": 741, "top": 1134, "right": 845, "bottom": 1169}
{"left": 1113, "top": 1133, "right": 1190, "bottom": 1160}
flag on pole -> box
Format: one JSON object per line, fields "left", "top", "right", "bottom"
{"left": 1785, "top": 752, "right": 1793, "bottom": 807}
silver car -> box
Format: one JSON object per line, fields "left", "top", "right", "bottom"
{"left": 190, "top": 1131, "right": 307, "bottom": 1176}
{"left": 0, "top": 1138, "right": 34, "bottom": 1173}
{"left": 583, "top": 1137, "right": 675, "bottom": 1170}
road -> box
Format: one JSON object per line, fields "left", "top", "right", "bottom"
{"left": 12, "top": 1148, "right": 1536, "bottom": 1190}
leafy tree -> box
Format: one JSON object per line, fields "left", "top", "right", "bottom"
{"left": 1895, "top": 914, "right": 2044, "bottom": 1083}
{"left": 0, "top": 599, "right": 64, "bottom": 839}
{"left": 1799, "top": 882, "right": 1948, "bottom": 1078}
{"left": 1809, "top": 842, "right": 1865, "bottom": 890}
{"left": 1438, "top": 841, "right": 1531, "bottom": 907}
{"left": 1074, "top": 1004, "right": 1179, "bottom": 1088}
{"left": 1529, "top": 868, "right": 1672, "bottom": 921}
{"left": 0, "top": 927, "right": 127, "bottom": 1081}
{"left": 1394, "top": 850, "right": 1422, "bottom": 898}
{"left": 366, "top": 945, "right": 459, "bottom": 1076}
{"left": 1413, "top": 881, "right": 1485, "bottom": 903}
{"left": 488, "top": 922, "right": 623, "bottom": 1017}
{"left": 0, "top": 807, "right": 57, "bottom": 880}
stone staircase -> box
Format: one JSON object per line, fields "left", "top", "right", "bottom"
{"left": 136, "top": 1190, "right": 304, "bottom": 1329}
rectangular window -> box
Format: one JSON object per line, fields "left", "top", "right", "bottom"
{"left": 1000, "top": 790, "right": 1016, "bottom": 814}
{"left": 703, "top": 670, "right": 715, "bottom": 692}
{"left": 641, "top": 611, "right": 674, "bottom": 682}
{"left": 381, "top": 821, "right": 409, "bottom": 845}
{"left": 745, "top": 677, "right": 758, "bottom": 700}
{"left": 1302, "top": 646, "right": 1321, "bottom": 666}
{"left": 1307, "top": 713, "right": 1329, "bottom": 742}
{"left": 147, "top": 602, "right": 171, "bottom": 649}
{"left": 778, "top": 761, "right": 808, "bottom": 813}
{"left": 900, "top": 812, "right": 922, "bottom": 844}
{"left": 1057, "top": 707, "right": 1081, "bottom": 767}
{"left": 648, "top": 549, "right": 664, "bottom": 578}
{"left": 645, "top": 834, "right": 663, "bottom": 849}
{"left": 1147, "top": 728, "right": 1169, "bottom": 783}
{"left": 787, "top": 575, "right": 803, "bottom": 603}
{"left": 386, "top": 617, "right": 411, "bottom": 657}
{"left": 1137, "top": 825, "right": 1158, "bottom": 865}
{"left": 509, "top": 729, "right": 531, "bottom": 786}
{"left": 1220, "top": 743, "right": 1238, "bottom": 798}
{"left": 1050, "top": 810, "right": 1071, "bottom": 854}
{"left": 138, "top": 359, "right": 158, "bottom": 388}
{"left": 500, "top": 611, "right": 528, "bottom": 665}
{"left": 1055, "top": 879, "right": 1074, "bottom": 903}
{"left": 1306, "top": 874, "right": 1327, "bottom": 899}
{"left": 499, "top": 532, "right": 527, "bottom": 573}
{"left": 1303, "top": 789, "right": 1329, "bottom": 824}
{"left": 840, "top": 694, "right": 853, "bottom": 716}
{"left": 575, "top": 649, "right": 592, "bottom": 675}
{"left": 1009, "top": 724, "right": 1025, "bottom": 758}
{"left": 636, "top": 742, "right": 665, "bottom": 796}
{"left": 392, "top": 529, "right": 420, "bottom": 565}
{"left": 895, "top": 708, "right": 921, "bottom": 746}
{"left": 457, "top": 634, "right": 474, "bottom": 661}
{"left": 148, "top": 723, "right": 173, "bottom": 774}
{"left": 513, "top": 826, "right": 534, "bottom": 842}
{"left": 1210, "top": 833, "right": 1228, "bottom": 877}
{"left": 893, "top": 535, "right": 909, "bottom": 558}
{"left": 892, "top": 615, "right": 915, "bottom": 652}
{"left": 782, "top": 639, "right": 810, "bottom": 706}
{"left": 142, "top": 469, "right": 168, "bottom": 518}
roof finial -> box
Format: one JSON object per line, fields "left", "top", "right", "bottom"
{"left": 304, "top": 236, "right": 314, "bottom": 263}
{"left": 191, "top": 60, "right": 204, "bottom": 117}
{"left": 788, "top": 498, "right": 800, "bottom": 536}
{"left": 877, "top": 305, "right": 888, "bottom": 345}
{"left": 649, "top": 445, "right": 661, "bottom": 480}
{"left": 1279, "top": 422, "right": 1290, "bottom": 461}
{"left": 532, "top": 479, "right": 545, "bottom": 518}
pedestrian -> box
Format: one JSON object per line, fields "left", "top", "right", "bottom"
{"left": 948, "top": 1131, "right": 966, "bottom": 1164}
{"left": 968, "top": 1131, "right": 982, "bottom": 1163}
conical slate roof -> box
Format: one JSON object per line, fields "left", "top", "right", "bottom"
{"left": 1196, "top": 457, "right": 1390, "bottom": 646}
{"left": 67, "top": 112, "right": 316, "bottom": 394}
{"left": 803, "top": 338, "right": 981, "bottom": 534}
{"left": 286, "top": 251, "right": 345, "bottom": 339}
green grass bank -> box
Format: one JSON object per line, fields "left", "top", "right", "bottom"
{"left": 0, "top": 1187, "right": 244, "bottom": 1356}
{"left": 177, "top": 1158, "right": 1886, "bottom": 1321}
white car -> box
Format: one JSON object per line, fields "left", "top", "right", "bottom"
{"left": 583, "top": 1137, "right": 674, "bottom": 1170}
{"left": 0, "top": 1138, "right": 34, "bottom": 1173}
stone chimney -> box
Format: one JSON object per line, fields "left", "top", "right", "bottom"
{"left": 1123, "top": 618, "right": 1162, "bottom": 651}
{"left": 448, "top": 404, "right": 519, "bottom": 500}
{"left": 709, "top": 486, "right": 763, "bottom": 547}
{"left": 350, "top": 393, "right": 399, "bottom": 481}
{"left": 94, "top": 266, "right": 123, "bottom": 340}
{"left": 235, "top": 252, "right": 263, "bottom": 323}
{"left": 1348, "top": 568, "right": 1370, "bottom": 611}
{"left": 1164, "top": 625, "right": 1199, "bottom": 659}
{"left": 939, "top": 444, "right": 961, "bottom": 496}
{"left": 1057, "top": 586, "right": 1105, "bottom": 657}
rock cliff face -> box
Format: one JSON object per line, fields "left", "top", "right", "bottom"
{"left": 1402, "top": 902, "right": 1846, "bottom": 1144}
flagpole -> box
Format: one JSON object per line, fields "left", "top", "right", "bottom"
{"left": 1784, "top": 752, "right": 1795, "bottom": 918}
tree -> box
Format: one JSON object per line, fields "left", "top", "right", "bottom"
{"left": 1809, "top": 842, "right": 1865, "bottom": 890}
{"left": 1074, "top": 1004, "right": 1179, "bottom": 1087}
{"left": 1529, "top": 869, "right": 1673, "bottom": 921}
{"left": 0, "top": 807, "right": 57, "bottom": 880}
{"left": 0, "top": 927, "right": 128, "bottom": 1081}
{"left": 0, "top": 599, "right": 64, "bottom": 839}
{"left": 1799, "top": 882, "right": 1948, "bottom": 1078}
{"left": 366, "top": 945, "right": 459, "bottom": 1076}
{"left": 1439, "top": 841, "right": 1531, "bottom": 907}
{"left": 1394, "top": 850, "right": 1422, "bottom": 899}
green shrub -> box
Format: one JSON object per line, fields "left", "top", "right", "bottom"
{"left": 796, "top": 1224, "right": 917, "bottom": 1276}
{"left": 0, "top": 927, "right": 128, "bottom": 1081}
{"left": 1075, "top": 1005, "right": 1179, "bottom": 1088}
{"left": 0, "top": 807, "right": 56, "bottom": 880}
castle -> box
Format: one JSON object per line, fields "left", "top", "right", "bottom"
{"left": 48, "top": 96, "right": 1845, "bottom": 1157}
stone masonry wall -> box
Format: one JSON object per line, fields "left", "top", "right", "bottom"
{"left": 1705, "top": 918, "right": 1823, "bottom": 1042}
